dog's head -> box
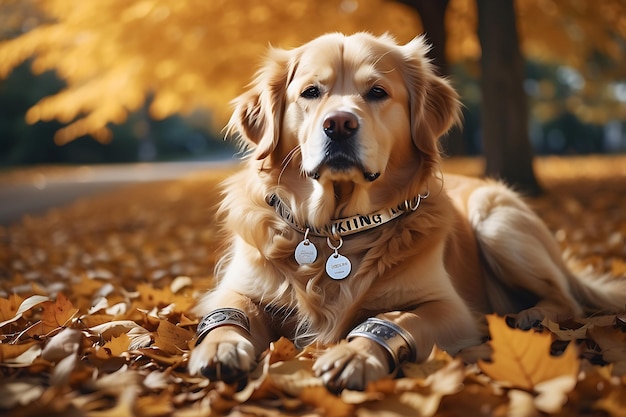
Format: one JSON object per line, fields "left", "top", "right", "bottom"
{"left": 227, "top": 32, "right": 460, "bottom": 214}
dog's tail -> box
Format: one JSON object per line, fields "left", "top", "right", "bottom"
{"left": 564, "top": 262, "right": 626, "bottom": 313}
{"left": 468, "top": 182, "right": 626, "bottom": 317}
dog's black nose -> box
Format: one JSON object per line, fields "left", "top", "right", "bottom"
{"left": 323, "top": 111, "right": 359, "bottom": 141}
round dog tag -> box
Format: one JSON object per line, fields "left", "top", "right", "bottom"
{"left": 295, "top": 240, "right": 317, "bottom": 265}
{"left": 326, "top": 253, "right": 351, "bottom": 280}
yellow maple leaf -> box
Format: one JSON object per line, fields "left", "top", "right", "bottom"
{"left": 478, "top": 315, "right": 579, "bottom": 391}
{"left": 99, "top": 333, "right": 131, "bottom": 358}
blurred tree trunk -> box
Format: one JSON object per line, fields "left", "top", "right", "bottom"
{"left": 397, "top": 0, "right": 466, "bottom": 155}
{"left": 477, "top": 0, "right": 542, "bottom": 195}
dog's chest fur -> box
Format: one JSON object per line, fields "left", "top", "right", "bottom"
{"left": 241, "top": 198, "right": 452, "bottom": 345}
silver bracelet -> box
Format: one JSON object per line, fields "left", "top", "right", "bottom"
{"left": 347, "top": 317, "right": 417, "bottom": 371}
{"left": 195, "top": 308, "right": 250, "bottom": 346}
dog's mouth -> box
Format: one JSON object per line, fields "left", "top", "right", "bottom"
{"left": 304, "top": 130, "right": 380, "bottom": 182}
{"left": 306, "top": 152, "right": 380, "bottom": 183}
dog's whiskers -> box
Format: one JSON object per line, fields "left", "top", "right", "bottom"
{"left": 278, "top": 146, "right": 301, "bottom": 185}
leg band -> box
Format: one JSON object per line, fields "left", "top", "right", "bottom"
{"left": 347, "top": 317, "right": 417, "bottom": 372}
{"left": 195, "top": 308, "right": 250, "bottom": 346}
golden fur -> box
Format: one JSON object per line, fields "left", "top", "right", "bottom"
{"left": 189, "top": 33, "right": 626, "bottom": 392}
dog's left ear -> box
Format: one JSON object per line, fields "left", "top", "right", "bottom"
{"left": 400, "top": 37, "right": 461, "bottom": 166}
{"left": 226, "top": 47, "right": 294, "bottom": 160}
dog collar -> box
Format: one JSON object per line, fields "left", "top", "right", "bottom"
{"left": 266, "top": 191, "right": 429, "bottom": 239}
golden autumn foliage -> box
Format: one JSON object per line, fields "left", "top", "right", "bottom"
{"left": 0, "top": 0, "right": 423, "bottom": 144}
{"left": 0, "top": 0, "right": 625, "bottom": 144}
{"left": 1, "top": 157, "right": 626, "bottom": 416}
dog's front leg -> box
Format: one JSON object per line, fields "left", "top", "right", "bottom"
{"left": 313, "top": 298, "right": 482, "bottom": 392}
{"left": 188, "top": 289, "right": 273, "bottom": 384}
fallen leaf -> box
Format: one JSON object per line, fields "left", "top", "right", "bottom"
{"left": 541, "top": 318, "right": 589, "bottom": 341}
{"left": 267, "top": 359, "right": 322, "bottom": 397}
{"left": 593, "top": 388, "right": 626, "bottom": 417}
{"left": 2, "top": 343, "right": 43, "bottom": 367}
{"left": 0, "top": 294, "right": 49, "bottom": 328}
{"left": 153, "top": 319, "right": 194, "bottom": 354}
{"left": 41, "top": 327, "right": 82, "bottom": 362}
{"left": 438, "top": 377, "right": 509, "bottom": 417}
{"left": 50, "top": 351, "right": 78, "bottom": 386}
{"left": 0, "top": 341, "right": 39, "bottom": 361}
{"left": 587, "top": 325, "right": 626, "bottom": 361}
{"left": 533, "top": 375, "right": 578, "bottom": 413}
{"left": 170, "top": 276, "right": 193, "bottom": 293}
{"left": 478, "top": 315, "right": 580, "bottom": 391}
{"left": 299, "top": 386, "right": 355, "bottom": 417}
{"left": 507, "top": 389, "right": 539, "bottom": 417}
{"left": 98, "top": 333, "right": 131, "bottom": 358}
{"left": 29, "top": 293, "right": 80, "bottom": 336}
{"left": 134, "top": 393, "right": 174, "bottom": 416}
{"left": 86, "top": 385, "right": 138, "bottom": 417}
{"left": 0, "top": 294, "right": 24, "bottom": 322}
{"left": 89, "top": 320, "right": 143, "bottom": 339}
{"left": 267, "top": 337, "right": 299, "bottom": 364}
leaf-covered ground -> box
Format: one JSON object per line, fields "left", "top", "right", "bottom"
{"left": 1, "top": 156, "right": 626, "bottom": 417}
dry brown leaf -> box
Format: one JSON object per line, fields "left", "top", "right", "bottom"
{"left": 478, "top": 315, "right": 580, "bottom": 391}
{"left": 2, "top": 343, "right": 43, "bottom": 366}
{"left": 267, "top": 337, "right": 300, "bottom": 364}
{"left": 437, "top": 377, "right": 509, "bottom": 417}
{"left": 153, "top": 319, "right": 194, "bottom": 355}
{"left": 266, "top": 359, "right": 322, "bottom": 397}
{"left": 611, "top": 259, "right": 626, "bottom": 277}
{"left": 26, "top": 293, "right": 80, "bottom": 336}
{"left": 0, "top": 293, "right": 24, "bottom": 323}
{"left": 41, "top": 327, "right": 82, "bottom": 362}
{"left": 299, "top": 386, "right": 355, "bottom": 417}
{"left": 593, "top": 388, "right": 626, "bottom": 417}
{"left": 134, "top": 393, "right": 175, "bottom": 417}
{"left": 50, "top": 351, "right": 78, "bottom": 386}
{"left": 136, "top": 347, "right": 186, "bottom": 367}
{"left": 401, "top": 355, "right": 450, "bottom": 380}
{"left": 86, "top": 386, "right": 138, "bottom": 417}
{"left": 136, "top": 283, "right": 195, "bottom": 313}
{"left": 541, "top": 318, "right": 590, "bottom": 341}
{"left": 587, "top": 325, "right": 626, "bottom": 359}
{"left": 0, "top": 294, "right": 49, "bottom": 328}
{"left": 586, "top": 325, "right": 626, "bottom": 375}
{"left": 424, "top": 358, "right": 465, "bottom": 396}
{"left": 0, "top": 340, "right": 39, "bottom": 361}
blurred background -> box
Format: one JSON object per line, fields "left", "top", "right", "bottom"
{"left": 0, "top": 0, "right": 625, "bottom": 167}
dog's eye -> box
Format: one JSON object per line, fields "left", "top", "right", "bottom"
{"left": 300, "top": 86, "right": 321, "bottom": 99}
{"left": 366, "top": 86, "right": 389, "bottom": 101}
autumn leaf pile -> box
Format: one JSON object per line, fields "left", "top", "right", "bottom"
{"left": 1, "top": 156, "right": 626, "bottom": 417}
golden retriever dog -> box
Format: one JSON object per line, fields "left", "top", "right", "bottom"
{"left": 188, "top": 32, "right": 626, "bottom": 392}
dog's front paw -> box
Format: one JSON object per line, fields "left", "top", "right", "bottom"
{"left": 188, "top": 327, "right": 256, "bottom": 385}
{"left": 312, "top": 339, "right": 391, "bottom": 393}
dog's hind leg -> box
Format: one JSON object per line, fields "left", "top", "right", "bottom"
{"left": 466, "top": 182, "right": 583, "bottom": 329}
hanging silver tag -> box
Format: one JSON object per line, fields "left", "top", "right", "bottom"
{"left": 325, "top": 236, "right": 351, "bottom": 280}
{"left": 295, "top": 229, "right": 318, "bottom": 265}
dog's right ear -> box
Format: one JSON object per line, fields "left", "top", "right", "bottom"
{"left": 226, "top": 47, "right": 294, "bottom": 160}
